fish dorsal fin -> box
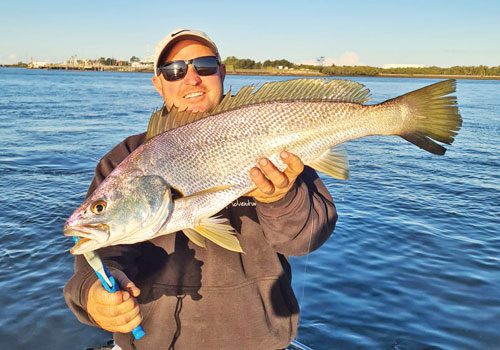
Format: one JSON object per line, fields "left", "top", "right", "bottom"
{"left": 145, "top": 107, "right": 162, "bottom": 141}
{"left": 146, "top": 79, "right": 370, "bottom": 140}
{"left": 183, "top": 216, "right": 243, "bottom": 253}
{"left": 146, "top": 106, "right": 171, "bottom": 141}
{"left": 210, "top": 78, "right": 371, "bottom": 115}
{"left": 308, "top": 145, "right": 350, "bottom": 180}
{"left": 146, "top": 105, "right": 210, "bottom": 141}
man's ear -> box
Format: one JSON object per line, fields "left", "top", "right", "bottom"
{"left": 152, "top": 75, "right": 163, "bottom": 95}
{"left": 219, "top": 64, "right": 226, "bottom": 82}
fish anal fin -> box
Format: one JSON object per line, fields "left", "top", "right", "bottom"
{"left": 192, "top": 216, "right": 243, "bottom": 253}
{"left": 308, "top": 146, "right": 349, "bottom": 180}
{"left": 183, "top": 228, "right": 206, "bottom": 248}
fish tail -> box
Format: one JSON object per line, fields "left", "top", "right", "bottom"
{"left": 390, "top": 79, "right": 462, "bottom": 155}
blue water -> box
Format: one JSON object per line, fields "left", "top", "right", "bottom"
{"left": 0, "top": 67, "right": 498, "bottom": 350}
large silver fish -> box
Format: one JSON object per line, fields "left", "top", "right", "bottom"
{"left": 64, "top": 79, "right": 461, "bottom": 254}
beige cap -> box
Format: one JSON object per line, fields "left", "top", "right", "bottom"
{"left": 154, "top": 28, "right": 221, "bottom": 75}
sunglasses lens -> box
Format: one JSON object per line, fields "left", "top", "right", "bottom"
{"left": 162, "top": 61, "right": 187, "bottom": 81}
{"left": 159, "top": 56, "right": 219, "bottom": 81}
{"left": 193, "top": 56, "right": 219, "bottom": 76}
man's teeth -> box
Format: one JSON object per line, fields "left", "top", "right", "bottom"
{"left": 184, "top": 92, "right": 204, "bottom": 99}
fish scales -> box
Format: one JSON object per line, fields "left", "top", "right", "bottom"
{"left": 65, "top": 79, "right": 462, "bottom": 254}
{"left": 134, "top": 101, "right": 388, "bottom": 196}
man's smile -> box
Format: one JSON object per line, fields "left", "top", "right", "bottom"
{"left": 184, "top": 91, "right": 205, "bottom": 99}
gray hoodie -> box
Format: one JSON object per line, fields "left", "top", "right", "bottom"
{"left": 64, "top": 132, "right": 337, "bottom": 350}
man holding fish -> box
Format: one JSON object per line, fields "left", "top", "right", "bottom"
{"left": 64, "top": 29, "right": 337, "bottom": 350}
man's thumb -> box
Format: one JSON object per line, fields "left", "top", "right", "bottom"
{"left": 113, "top": 270, "right": 141, "bottom": 298}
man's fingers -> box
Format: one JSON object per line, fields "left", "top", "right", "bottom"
{"left": 94, "top": 297, "right": 138, "bottom": 317}
{"left": 92, "top": 285, "right": 126, "bottom": 306}
{"left": 98, "top": 304, "right": 141, "bottom": 329}
{"left": 250, "top": 167, "right": 274, "bottom": 195}
{"left": 258, "top": 158, "right": 289, "bottom": 189}
{"left": 113, "top": 270, "right": 141, "bottom": 298}
{"left": 113, "top": 312, "right": 143, "bottom": 334}
{"left": 247, "top": 153, "right": 305, "bottom": 202}
{"left": 281, "top": 151, "right": 304, "bottom": 177}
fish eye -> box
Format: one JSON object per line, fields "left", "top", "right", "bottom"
{"left": 91, "top": 199, "right": 107, "bottom": 214}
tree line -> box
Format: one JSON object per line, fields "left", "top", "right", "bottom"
{"left": 9, "top": 55, "right": 498, "bottom": 76}
{"left": 95, "top": 56, "right": 141, "bottom": 66}
{"left": 222, "top": 56, "right": 500, "bottom": 76}
{"left": 224, "top": 56, "right": 295, "bottom": 69}
{"left": 319, "top": 64, "right": 500, "bottom": 76}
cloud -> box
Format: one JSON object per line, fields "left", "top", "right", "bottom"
{"left": 301, "top": 51, "right": 361, "bottom": 66}
{"left": 0, "top": 54, "right": 19, "bottom": 64}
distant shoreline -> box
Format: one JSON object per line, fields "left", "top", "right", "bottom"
{"left": 377, "top": 73, "right": 500, "bottom": 80}
{"left": 227, "top": 70, "right": 500, "bottom": 80}
{"left": 1, "top": 65, "right": 499, "bottom": 80}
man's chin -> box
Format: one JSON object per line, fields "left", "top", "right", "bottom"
{"left": 183, "top": 102, "right": 209, "bottom": 113}
{"left": 189, "top": 106, "right": 208, "bottom": 113}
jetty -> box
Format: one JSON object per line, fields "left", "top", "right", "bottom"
{"left": 27, "top": 57, "right": 153, "bottom": 73}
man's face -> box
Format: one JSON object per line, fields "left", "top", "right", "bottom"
{"left": 152, "top": 39, "right": 226, "bottom": 113}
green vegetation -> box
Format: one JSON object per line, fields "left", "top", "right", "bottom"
{"left": 93, "top": 57, "right": 131, "bottom": 66}
{"left": 319, "top": 64, "right": 500, "bottom": 77}
{"left": 222, "top": 56, "right": 500, "bottom": 77}
{"left": 224, "top": 56, "right": 295, "bottom": 70}
{"left": 0, "top": 61, "right": 28, "bottom": 68}
{"left": 99, "top": 57, "right": 118, "bottom": 66}
{"left": 4, "top": 55, "right": 499, "bottom": 79}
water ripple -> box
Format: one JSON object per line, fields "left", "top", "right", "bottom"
{"left": 1, "top": 69, "right": 499, "bottom": 350}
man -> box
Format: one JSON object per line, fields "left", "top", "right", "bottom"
{"left": 64, "top": 29, "right": 337, "bottom": 350}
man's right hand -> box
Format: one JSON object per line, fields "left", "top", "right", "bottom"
{"left": 86, "top": 270, "right": 142, "bottom": 333}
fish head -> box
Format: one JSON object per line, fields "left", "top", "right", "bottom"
{"left": 64, "top": 171, "right": 173, "bottom": 254}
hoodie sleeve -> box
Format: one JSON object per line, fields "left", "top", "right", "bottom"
{"left": 255, "top": 166, "right": 337, "bottom": 256}
{"left": 63, "top": 133, "right": 146, "bottom": 326}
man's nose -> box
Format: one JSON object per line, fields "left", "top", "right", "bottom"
{"left": 183, "top": 65, "right": 202, "bottom": 85}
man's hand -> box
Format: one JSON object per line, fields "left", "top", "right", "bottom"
{"left": 86, "top": 270, "right": 142, "bottom": 333}
{"left": 247, "top": 151, "right": 304, "bottom": 203}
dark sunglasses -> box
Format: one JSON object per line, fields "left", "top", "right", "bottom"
{"left": 157, "top": 55, "right": 220, "bottom": 81}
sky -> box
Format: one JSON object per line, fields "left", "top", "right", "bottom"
{"left": 1, "top": 0, "right": 499, "bottom": 67}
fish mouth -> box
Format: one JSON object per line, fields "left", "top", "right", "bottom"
{"left": 64, "top": 223, "right": 110, "bottom": 254}
{"left": 70, "top": 237, "right": 92, "bottom": 254}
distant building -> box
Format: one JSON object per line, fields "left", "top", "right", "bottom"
{"left": 28, "top": 58, "right": 50, "bottom": 68}
{"left": 142, "top": 55, "right": 154, "bottom": 64}
{"left": 382, "top": 64, "right": 426, "bottom": 69}
{"left": 66, "top": 55, "right": 78, "bottom": 66}
{"left": 132, "top": 55, "right": 153, "bottom": 69}
{"left": 131, "top": 61, "right": 153, "bottom": 68}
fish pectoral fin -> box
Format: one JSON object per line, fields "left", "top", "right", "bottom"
{"left": 183, "top": 185, "right": 233, "bottom": 199}
{"left": 183, "top": 229, "right": 207, "bottom": 248}
{"left": 308, "top": 146, "right": 349, "bottom": 180}
{"left": 190, "top": 216, "right": 244, "bottom": 253}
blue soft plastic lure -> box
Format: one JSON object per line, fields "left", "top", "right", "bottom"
{"left": 73, "top": 237, "right": 145, "bottom": 340}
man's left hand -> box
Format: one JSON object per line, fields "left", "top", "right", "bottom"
{"left": 246, "top": 151, "right": 304, "bottom": 203}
